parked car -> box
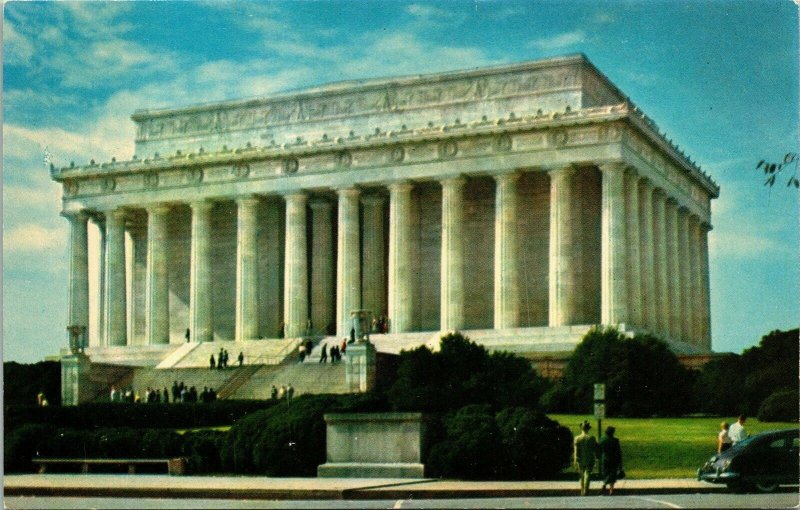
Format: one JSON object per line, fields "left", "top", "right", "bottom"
{"left": 697, "top": 428, "right": 799, "bottom": 492}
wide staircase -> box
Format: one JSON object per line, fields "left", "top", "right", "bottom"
{"left": 156, "top": 338, "right": 301, "bottom": 369}
{"left": 230, "top": 361, "right": 348, "bottom": 399}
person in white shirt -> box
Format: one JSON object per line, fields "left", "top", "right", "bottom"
{"left": 728, "top": 415, "right": 748, "bottom": 445}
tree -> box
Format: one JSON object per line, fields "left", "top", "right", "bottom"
{"left": 543, "top": 327, "right": 696, "bottom": 417}
{"left": 387, "top": 333, "right": 550, "bottom": 413}
{"left": 756, "top": 153, "right": 799, "bottom": 189}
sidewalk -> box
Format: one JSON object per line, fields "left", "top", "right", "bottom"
{"left": 4, "top": 475, "right": 726, "bottom": 499}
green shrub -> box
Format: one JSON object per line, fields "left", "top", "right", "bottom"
{"left": 495, "top": 407, "right": 573, "bottom": 479}
{"left": 427, "top": 405, "right": 501, "bottom": 480}
{"left": 3, "top": 361, "right": 61, "bottom": 407}
{"left": 182, "top": 430, "right": 226, "bottom": 474}
{"left": 426, "top": 405, "right": 572, "bottom": 480}
{"left": 757, "top": 388, "right": 800, "bottom": 422}
{"left": 547, "top": 327, "right": 695, "bottom": 417}
{"left": 388, "top": 333, "right": 550, "bottom": 413}
{"left": 4, "top": 423, "right": 56, "bottom": 473}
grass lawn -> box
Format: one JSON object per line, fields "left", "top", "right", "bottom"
{"left": 549, "top": 414, "right": 797, "bottom": 479}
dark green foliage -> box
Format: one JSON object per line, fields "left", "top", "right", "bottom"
{"left": 4, "top": 423, "right": 56, "bottom": 473}
{"left": 388, "top": 333, "right": 550, "bottom": 413}
{"left": 426, "top": 405, "right": 573, "bottom": 480}
{"left": 694, "top": 328, "right": 799, "bottom": 416}
{"left": 182, "top": 430, "right": 226, "bottom": 474}
{"left": 222, "top": 393, "right": 389, "bottom": 476}
{"left": 692, "top": 354, "right": 743, "bottom": 415}
{"left": 544, "top": 327, "right": 695, "bottom": 417}
{"left": 757, "top": 389, "right": 800, "bottom": 422}
{"left": 495, "top": 407, "right": 573, "bottom": 479}
{"left": 5, "top": 400, "right": 275, "bottom": 435}
{"left": 426, "top": 405, "right": 501, "bottom": 480}
{"left": 3, "top": 361, "right": 61, "bottom": 407}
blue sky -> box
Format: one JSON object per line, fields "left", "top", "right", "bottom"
{"left": 3, "top": 1, "right": 798, "bottom": 363}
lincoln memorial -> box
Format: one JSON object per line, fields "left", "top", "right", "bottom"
{"left": 52, "top": 54, "right": 717, "bottom": 384}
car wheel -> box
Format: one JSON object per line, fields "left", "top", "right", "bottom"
{"left": 755, "top": 482, "right": 778, "bottom": 493}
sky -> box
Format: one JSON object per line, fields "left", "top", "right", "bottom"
{"left": 3, "top": 0, "right": 798, "bottom": 363}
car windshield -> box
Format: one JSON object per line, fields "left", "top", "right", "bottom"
{"left": 733, "top": 435, "right": 759, "bottom": 449}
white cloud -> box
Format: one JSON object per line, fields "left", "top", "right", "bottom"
{"left": 528, "top": 30, "right": 586, "bottom": 51}
{"left": 3, "top": 17, "right": 35, "bottom": 65}
{"left": 3, "top": 224, "right": 66, "bottom": 253}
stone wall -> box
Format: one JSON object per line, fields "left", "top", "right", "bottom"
{"left": 518, "top": 171, "right": 550, "bottom": 327}
{"left": 463, "top": 177, "right": 494, "bottom": 329}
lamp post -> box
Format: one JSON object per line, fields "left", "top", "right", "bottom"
{"left": 594, "top": 383, "right": 606, "bottom": 441}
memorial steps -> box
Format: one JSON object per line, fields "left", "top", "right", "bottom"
{"left": 229, "top": 361, "right": 348, "bottom": 400}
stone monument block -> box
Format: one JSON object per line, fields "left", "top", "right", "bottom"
{"left": 344, "top": 341, "right": 376, "bottom": 392}
{"left": 317, "top": 413, "right": 426, "bottom": 478}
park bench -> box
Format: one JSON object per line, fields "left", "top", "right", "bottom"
{"left": 32, "top": 457, "right": 187, "bottom": 475}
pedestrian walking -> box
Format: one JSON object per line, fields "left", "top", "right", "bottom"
{"left": 319, "top": 343, "right": 328, "bottom": 363}
{"left": 574, "top": 421, "right": 597, "bottom": 496}
{"left": 271, "top": 385, "right": 278, "bottom": 400}
{"left": 298, "top": 344, "right": 306, "bottom": 363}
{"left": 718, "top": 421, "right": 732, "bottom": 453}
{"left": 599, "top": 426, "right": 623, "bottom": 495}
{"left": 238, "top": 351, "right": 244, "bottom": 367}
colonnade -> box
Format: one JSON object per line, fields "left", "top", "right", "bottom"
{"left": 64, "top": 161, "right": 712, "bottom": 351}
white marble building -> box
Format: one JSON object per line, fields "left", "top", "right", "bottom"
{"left": 52, "top": 54, "right": 717, "bottom": 367}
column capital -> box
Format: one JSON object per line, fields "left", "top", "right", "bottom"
{"left": 599, "top": 161, "right": 628, "bottom": 174}
{"left": 492, "top": 171, "right": 520, "bottom": 184}
{"left": 145, "top": 203, "right": 172, "bottom": 215}
{"left": 336, "top": 186, "right": 361, "bottom": 198}
{"left": 190, "top": 200, "right": 215, "bottom": 212}
{"left": 440, "top": 176, "right": 466, "bottom": 188}
{"left": 547, "top": 165, "right": 577, "bottom": 178}
{"left": 235, "top": 194, "right": 260, "bottom": 207}
{"left": 284, "top": 191, "right": 308, "bottom": 204}
{"left": 104, "top": 208, "right": 127, "bottom": 223}
{"left": 61, "top": 209, "right": 90, "bottom": 222}
{"left": 388, "top": 181, "right": 414, "bottom": 193}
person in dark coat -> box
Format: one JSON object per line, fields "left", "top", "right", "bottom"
{"left": 599, "top": 426, "right": 623, "bottom": 495}
{"left": 319, "top": 343, "right": 328, "bottom": 363}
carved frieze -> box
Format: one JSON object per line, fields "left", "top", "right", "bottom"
{"left": 231, "top": 163, "right": 250, "bottom": 178}
{"left": 187, "top": 168, "right": 204, "bottom": 184}
{"left": 335, "top": 151, "right": 352, "bottom": 168}
{"left": 389, "top": 146, "right": 405, "bottom": 163}
{"left": 144, "top": 173, "right": 159, "bottom": 188}
{"left": 495, "top": 134, "right": 512, "bottom": 152}
{"left": 101, "top": 177, "right": 116, "bottom": 192}
{"left": 134, "top": 64, "right": 586, "bottom": 142}
{"left": 282, "top": 158, "right": 299, "bottom": 174}
{"left": 438, "top": 140, "right": 458, "bottom": 159}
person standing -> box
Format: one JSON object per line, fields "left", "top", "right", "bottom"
{"left": 728, "top": 415, "right": 748, "bottom": 445}
{"left": 238, "top": 351, "right": 244, "bottom": 367}
{"left": 599, "top": 426, "right": 623, "bottom": 495}
{"left": 319, "top": 343, "right": 328, "bottom": 363}
{"left": 209, "top": 354, "right": 216, "bottom": 370}
{"left": 574, "top": 421, "right": 597, "bottom": 496}
{"left": 717, "top": 422, "right": 733, "bottom": 453}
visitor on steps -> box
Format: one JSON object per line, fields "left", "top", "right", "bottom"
{"left": 209, "top": 354, "right": 216, "bottom": 370}
{"left": 298, "top": 344, "right": 306, "bottom": 363}
{"left": 319, "top": 343, "right": 328, "bottom": 363}
{"left": 238, "top": 351, "right": 244, "bottom": 367}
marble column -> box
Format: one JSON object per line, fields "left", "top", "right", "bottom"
{"left": 549, "top": 166, "right": 577, "bottom": 326}
{"left": 600, "top": 162, "right": 628, "bottom": 325}
{"left": 92, "top": 217, "right": 106, "bottom": 347}
{"left": 700, "top": 222, "right": 712, "bottom": 348}
{"left": 625, "top": 170, "right": 642, "bottom": 327}
{"left": 104, "top": 208, "right": 128, "bottom": 347}
{"left": 388, "top": 182, "right": 414, "bottom": 333}
{"left": 310, "top": 198, "right": 334, "bottom": 334}
{"left": 638, "top": 180, "right": 656, "bottom": 331}
{"left": 129, "top": 219, "right": 148, "bottom": 345}
{"left": 440, "top": 177, "right": 465, "bottom": 332}
{"left": 689, "top": 215, "right": 702, "bottom": 346}
{"left": 651, "top": 190, "right": 669, "bottom": 336}
{"left": 65, "top": 210, "right": 90, "bottom": 345}
{"left": 666, "top": 199, "right": 681, "bottom": 339}
{"left": 361, "top": 194, "right": 386, "bottom": 322}
{"left": 145, "top": 204, "right": 171, "bottom": 345}
{"left": 236, "top": 196, "right": 259, "bottom": 341}
{"left": 337, "top": 188, "right": 361, "bottom": 337}
{"left": 284, "top": 193, "right": 308, "bottom": 339}
{"left": 494, "top": 172, "right": 520, "bottom": 329}
{"left": 189, "top": 200, "right": 213, "bottom": 343}
{"left": 678, "top": 208, "right": 692, "bottom": 344}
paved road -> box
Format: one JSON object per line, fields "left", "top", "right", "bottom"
{"left": 5, "top": 493, "right": 799, "bottom": 509}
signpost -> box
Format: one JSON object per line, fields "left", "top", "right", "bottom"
{"left": 593, "top": 383, "right": 606, "bottom": 440}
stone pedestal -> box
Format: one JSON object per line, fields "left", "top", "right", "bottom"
{"left": 61, "top": 353, "right": 93, "bottom": 406}
{"left": 344, "top": 342, "right": 376, "bottom": 393}
{"left": 318, "top": 413, "right": 426, "bottom": 478}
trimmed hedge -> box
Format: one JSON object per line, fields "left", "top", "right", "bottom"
{"left": 757, "top": 388, "right": 800, "bottom": 422}
{"left": 5, "top": 425, "right": 226, "bottom": 474}
{"left": 426, "top": 405, "right": 572, "bottom": 480}
{"left": 5, "top": 400, "right": 276, "bottom": 434}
